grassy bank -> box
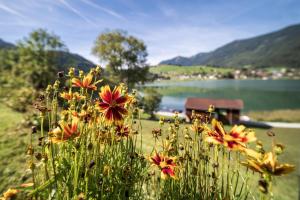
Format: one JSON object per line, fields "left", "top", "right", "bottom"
{"left": 150, "top": 65, "right": 233, "bottom": 78}
{"left": 246, "top": 109, "right": 300, "bottom": 122}
{"left": 0, "top": 104, "right": 28, "bottom": 193}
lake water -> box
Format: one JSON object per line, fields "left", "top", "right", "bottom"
{"left": 145, "top": 79, "right": 300, "bottom": 112}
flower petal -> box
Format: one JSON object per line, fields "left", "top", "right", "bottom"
{"left": 115, "top": 96, "right": 128, "bottom": 105}
{"left": 112, "top": 86, "right": 122, "bottom": 100}
{"left": 100, "top": 85, "right": 112, "bottom": 103}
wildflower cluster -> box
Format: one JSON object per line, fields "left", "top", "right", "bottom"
{"left": 1, "top": 67, "right": 295, "bottom": 200}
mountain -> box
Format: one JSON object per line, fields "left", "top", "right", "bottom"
{"left": 0, "top": 38, "right": 95, "bottom": 71}
{"left": 0, "top": 39, "right": 15, "bottom": 48}
{"left": 160, "top": 24, "right": 300, "bottom": 68}
{"left": 54, "top": 51, "right": 95, "bottom": 71}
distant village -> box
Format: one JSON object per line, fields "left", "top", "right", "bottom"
{"left": 155, "top": 67, "right": 300, "bottom": 80}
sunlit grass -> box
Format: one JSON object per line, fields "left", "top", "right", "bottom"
{"left": 246, "top": 109, "right": 300, "bottom": 122}
{"left": 0, "top": 103, "right": 29, "bottom": 193}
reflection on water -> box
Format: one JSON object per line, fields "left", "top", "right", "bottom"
{"left": 145, "top": 79, "right": 300, "bottom": 111}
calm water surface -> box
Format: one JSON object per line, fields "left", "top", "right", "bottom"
{"left": 145, "top": 79, "right": 300, "bottom": 112}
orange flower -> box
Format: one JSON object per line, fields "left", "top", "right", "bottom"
{"left": 1, "top": 188, "right": 19, "bottom": 200}
{"left": 60, "top": 91, "right": 85, "bottom": 101}
{"left": 242, "top": 148, "right": 295, "bottom": 176}
{"left": 50, "top": 117, "right": 79, "bottom": 143}
{"left": 150, "top": 152, "right": 176, "bottom": 179}
{"left": 98, "top": 85, "right": 129, "bottom": 123}
{"left": 72, "top": 73, "right": 99, "bottom": 90}
{"left": 205, "top": 119, "right": 256, "bottom": 150}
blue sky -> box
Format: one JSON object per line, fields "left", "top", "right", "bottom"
{"left": 0, "top": 0, "right": 300, "bottom": 65}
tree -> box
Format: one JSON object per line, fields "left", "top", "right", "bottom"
{"left": 142, "top": 88, "right": 162, "bottom": 119}
{"left": 92, "top": 30, "right": 151, "bottom": 89}
{"left": 15, "top": 29, "right": 66, "bottom": 89}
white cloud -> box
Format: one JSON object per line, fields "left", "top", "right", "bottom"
{"left": 58, "top": 0, "right": 97, "bottom": 27}
{"left": 80, "top": 0, "right": 127, "bottom": 21}
{"left": 0, "top": 2, "right": 26, "bottom": 18}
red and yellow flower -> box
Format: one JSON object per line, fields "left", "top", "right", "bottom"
{"left": 115, "top": 124, "right": 130, "bottom": 137}
{"left": 205, "top": 119, "right": 256, "bottom": 150}
{"left": 97, "top": 85, "right": 129, "bottom": 123}
{"left": 72, "top": 73, "right": 98, "bottom": 90}
{"left": 242, "top": 148, "right": 295, "bottom": 176}
{"left": 49, "top": 117, "right": 80, "bottom": 143}
{"left": 149, "top": 152, "right": 176, "bottom": 179}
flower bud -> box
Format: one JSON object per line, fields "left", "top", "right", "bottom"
{"left": 275, "top": 143, "right": 285, "bottom": 155}
{"left": 208, "top": 105, "right": 215, "bottom": 113}
{"left": 46, "top": 85, "right": 52, "bottom": 94}
{"left": 53, "top": 80, "right": 60, "bottom": 90}
{"left": 79, "top": 70, "right": 84, "bottom": 78}
{"left": 95, "top": 66, "right": 101, "bottom": 74}
{"left": 68, "top": 67, "right": 75, "bottom": 77}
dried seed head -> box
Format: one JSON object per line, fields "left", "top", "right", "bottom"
{"left": 88, "top": 143, "right": 93, "bottom": 150}
{"left": 179, "top": 144, "right": 184, "bottom": 151}
{"left": 42, "top": 154, "right": 48, "bottom": 162}
{"left": 212, "top": 162, "right": 219, "bottom": 168}
{"left": 31, "top": 126, "right": 37, "bottom": 134}
{"left": 98, "top": 177, "right": 103, "bottom": 186}
{"left": 267, "top": 130, "right": 275, "bottom": 137}
{"left": 35, "top": 153, "right": 42, "bottom": 161}
{"left": 89, "top": 160, "right": 95, "bottom": 169}
{"left": 258, "top": 179, "right": 268, "bottom": 194}
{"left": 63, "top": 86, "right": 69, "bottom": 91}
{"left": 184, "top": 134, "right": 192, "bottom": 140}
{"left": 38, "top": 94, "right": 45, "bottom": 101}
{"left": 57, "top": 71, "right": 64, "bottom": 78}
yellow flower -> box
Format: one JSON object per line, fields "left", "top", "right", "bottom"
{"left": 242, "top": 148, "right": 295, "bottom": 176}
{"left": 72, "top": 73, "right": 101, "bottom": 90}
{"left": 60, "top": 91, "right": 85, "bottom": 101}
{"left": 1, "top": 188, "right": 19, "bottom": 200}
